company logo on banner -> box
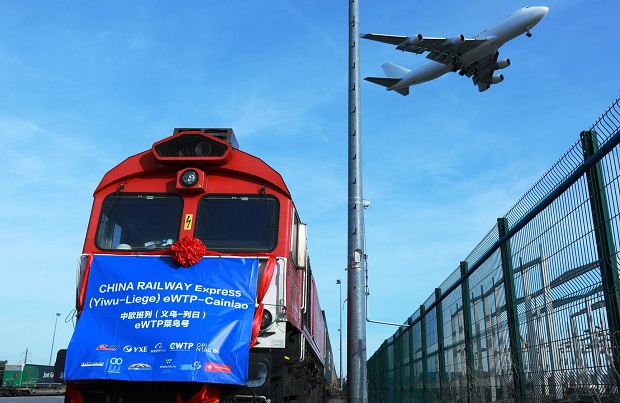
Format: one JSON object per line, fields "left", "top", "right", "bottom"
{"left": 65, "top": 255, "right": 259, "bottom": 385}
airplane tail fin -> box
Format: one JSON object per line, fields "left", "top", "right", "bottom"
{"left": 381, "top": 62, "right": 410, "bottom": 78}
{"left": 364, "top": 77, "right": 409, "bottom": 96}
{"left": 393, "top": 87, "right": 410, "bottom": 96}
{"left": 364, "top": 77, "right": 400, "bottom": 88}
{"left": 364, "top": 62, "right": 411, "bottom": 96}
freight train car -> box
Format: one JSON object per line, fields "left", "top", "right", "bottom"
{"left": 55, "top": 128, "right": 334, "bottom": 403}
{"left": 1, "top": 364, "right": 60, "bottom": 396}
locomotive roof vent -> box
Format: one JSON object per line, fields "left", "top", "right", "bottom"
{"left": 173, "top": 128, "right": 239, "bottom": 149}
{"left": 152, "top": 128, "right": 238, "bottom": 165}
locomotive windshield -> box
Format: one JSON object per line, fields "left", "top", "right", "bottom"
{"left": 195, "top": 195, "right": 278, "bottom": 252}
{"left": 95, "top": 193, "right": 183, "bottom": 251}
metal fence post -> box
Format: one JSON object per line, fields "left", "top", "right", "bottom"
{"left": 420, "top": 304, "right": 428, "bottom": 403}
{"left": 435, "top": 288, "right": 446, "bottom": 402}
{"left": 460, "top": 261, "right": 475, "bottom": 403}
{"left": 498, "top": 217, "right": 527, "bottom": 403}
{"left": 581, "top": 129, "right": 620, "bottom": 386}
{"left": 409, "top": 316, "right": 419, "bottom": 402}
{"left": 394, "top": 329, "right": 402, "bottom": 403}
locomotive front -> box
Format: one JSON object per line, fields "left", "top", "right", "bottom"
{"left": 55, "top": 129, "right": 327, "bottom": 403}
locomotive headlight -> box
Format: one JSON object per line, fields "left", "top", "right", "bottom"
{"left": 176, "top": 168, "right": 206, "bottom": 193}
{"left": 180, "top": 169, "right": 199, "bottom": 187}
{"left": 260, "top": 309, "right": 273, "bottom": 330}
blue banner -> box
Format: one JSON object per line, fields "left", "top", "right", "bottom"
{"left": 65, "top": 255, "right": 258, "bottom": 385}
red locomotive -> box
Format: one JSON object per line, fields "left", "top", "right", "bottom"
{"left": 56, "top": 128, "right": 334, "bottom": 403}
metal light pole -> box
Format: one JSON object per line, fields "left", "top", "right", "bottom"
{"left": 336, "top": 279, "right": 343, "bottom": 393}
{"left": 49, "top": 312, "right": 61, "bottom": 365}
{"left": 348, "top": 0, "right": 367, "bottom": 402}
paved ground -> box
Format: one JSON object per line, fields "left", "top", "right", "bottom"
{"left": 0, "top": 397, "right": 63, "bottom": 403}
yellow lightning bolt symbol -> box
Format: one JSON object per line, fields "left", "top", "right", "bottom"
{"left": 184, "top": 214, "right": 193, "bottom": 230}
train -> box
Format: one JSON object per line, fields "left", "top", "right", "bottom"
{"left": 0, "top": 363, "right": 61, "bottom": 396}
{"left": 55, "top": 128, "right": 336, "bottom": 403}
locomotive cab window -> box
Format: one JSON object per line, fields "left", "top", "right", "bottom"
{"left": 195, "top": 195, "right": 278, "bottom": 252}
{"left": 95, "top": 193, "right": 183, "bottom": 251}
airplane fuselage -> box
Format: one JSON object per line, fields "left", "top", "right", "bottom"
{"left": 398, "top": 62, "right": 452, "bottom": 87}
{"left": 390, "top": 6, "right": 548, "bottom": 91}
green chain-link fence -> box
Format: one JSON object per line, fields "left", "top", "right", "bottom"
{"left": 368, "top": 96, "right": 620, "bottom": 403}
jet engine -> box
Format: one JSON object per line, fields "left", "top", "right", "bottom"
{"left": 491, "top": 74, "right": 504, "bottom": 84}
{"left": 448, "top": 34, "right": 465, "bottom": 46}
{"left": 494, "top": 59, "right": 511, "bottom": 69}
{"left": 406, "top": 34, "right": 423, "bottom": 46}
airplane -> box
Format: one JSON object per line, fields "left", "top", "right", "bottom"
{"left": 362, "top": 6, "right": 549, "bottom": 96}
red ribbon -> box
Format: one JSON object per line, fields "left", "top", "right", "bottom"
{"left": 176, "top": 384, "right": 221, "bottom": 403}
{"left": 77, "top": 253, "right": 94, "bottom": 317}
{"left": 171, "top": 237, "right": 207, "bottom": 267}
{"left": 65, "top": 385, "right": 85, "bottom": 403}
{"left": 250, "top": 256, "right": 276, "bottom": 347}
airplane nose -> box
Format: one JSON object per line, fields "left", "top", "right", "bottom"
{"left": 530, "top": 6, "right": 549, "bottom": 24}
{"left": 536, "top": 6, "right": 549, "bottom": 18}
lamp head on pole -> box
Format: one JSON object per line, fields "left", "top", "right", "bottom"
{"left": 336, "top": 279, "right": 341, "bottom": 285}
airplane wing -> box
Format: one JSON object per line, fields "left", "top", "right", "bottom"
{"left": 361, "top": 33, "right": 411, "bottom": 46}
{"left": 362, "top": 33, "right": 487, "bottom": 66}
{"left": 463, "top": 51, "right": 503, "bottom": 92}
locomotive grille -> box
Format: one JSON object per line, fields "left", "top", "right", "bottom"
{"left": 154, "top": 134, "right": 229, "bottom": 158}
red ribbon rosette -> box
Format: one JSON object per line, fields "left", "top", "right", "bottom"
{"left": 170, "top": 237, "right": 207, "bottom": 267}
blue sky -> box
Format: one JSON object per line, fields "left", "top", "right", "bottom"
{"left": 0, "top": 0, "right": 618, "bottom": 378}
